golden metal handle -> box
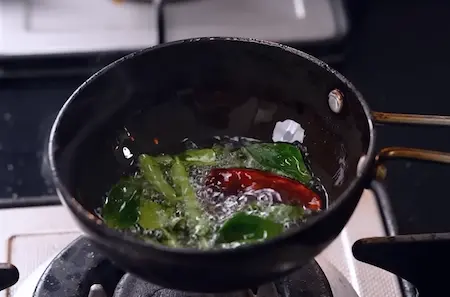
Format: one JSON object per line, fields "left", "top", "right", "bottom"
{"left": 376, "top": 147, "right": 450, "bottom": 163}
{"left": 371, "top": 112, "right": 450, "bottom": 179}
{"left": 372, "top": 112, "right": 450, "bottom": 126}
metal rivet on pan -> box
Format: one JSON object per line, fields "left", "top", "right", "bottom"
{"left": 328, "top": 89, "right": 344, "bottom": 113}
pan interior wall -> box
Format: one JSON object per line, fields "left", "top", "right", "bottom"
{"left": 52, "top": 40, "right": 372, "bottom": 213}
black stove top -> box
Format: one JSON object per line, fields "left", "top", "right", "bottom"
{"left": 0, "top": 51, "right": 133, "bottom": 206}
{"left": 33, "top": 237, "right": 333, "bottom": 297}
{"left": 0, "top": 77, "right": 86, "bottom": 205}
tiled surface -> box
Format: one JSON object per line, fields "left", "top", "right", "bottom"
{"left": 0, "top": 205, "right": 80, "bottom": 297}
{"left": 322, "top": 193, "right": 401, "bottom": 297}
{"left": 164, "top": 0, "right": 347, "bottom": 43}
{"left": 6, "top": 233, "right": 80, "bottom": 297}
{"left": 0, "top": 0, "right": 158, "bottom": 55}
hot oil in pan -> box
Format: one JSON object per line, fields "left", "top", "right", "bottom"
{"left": 103, "top": 134, "right": 329, "bottom": 249}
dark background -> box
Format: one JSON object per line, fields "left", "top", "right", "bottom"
{"left": 0, "top": 0, "right": 449, "bottom": 236}
{"left": 342, "top": 1, "right": 450, "bottom": 235}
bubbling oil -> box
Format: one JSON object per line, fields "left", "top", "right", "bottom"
{"left": 182, "top": 136, "right": 324, "bottom": 231}
{"left": 107, "top": 134, "right": 328, "bottom": 248}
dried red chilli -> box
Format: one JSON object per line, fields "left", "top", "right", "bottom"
{"left": 205, "top": 168, "right": 322, "bottom": 211}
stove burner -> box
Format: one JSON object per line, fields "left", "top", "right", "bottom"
{"left": 113, "top": 261, "right": 332, "bottom": 297}
{"left": 33, "top": 237, "right": 333, "bottom": 297}
{"left": 33, "top": 237, "right": 123, "bottom": 297}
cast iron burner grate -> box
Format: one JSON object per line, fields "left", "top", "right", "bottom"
{"left": 33, "top": 237, "right": 333, "bottom": 297}
{"left": 113, "top": 262, "right": 332, "bottom": 297}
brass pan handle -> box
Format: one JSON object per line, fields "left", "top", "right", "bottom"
{"left": 376, "top": 147, "right": 450, "bottom": 164}
{"left": 372, "top": 112, "right": 450, "bottom": 126}
{"left": 371, "top": 112, "right": 450, "bottom": 179}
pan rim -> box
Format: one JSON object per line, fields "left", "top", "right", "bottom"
{"left": 48, "top": 36, "right": 376, "bottom": 256}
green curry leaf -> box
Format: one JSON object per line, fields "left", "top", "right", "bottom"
{"left": 217, "top": 212, "right": 283, "bottom": 244}
{"left": 153, "top": 154, "right": 174, "bottom": 166}
{"left": 102, "top": 177, "right": 141, "bottom": 229}
{"left": 243, "top": 143, "right": 312, "bottom": 184}
{"left": 180, "top": 149, "right": 217, "bottom": 165}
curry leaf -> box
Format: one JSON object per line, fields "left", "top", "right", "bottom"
{"left": 217, "top": 212, "right": 283, "bottom": 244}
{"left": 153, "top": 154, "right": 174, "bottom": 166}
{"left": 243, "top": 143, "right": 312, "bottom": 184}
{"left": 102, "top": 177, "right": 141, "bottom": 229}
{"left": 180, "top": 149, "right": 217, "bottom": 165}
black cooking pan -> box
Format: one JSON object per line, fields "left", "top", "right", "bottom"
{"left": 44, "top": 38, "right": 450, "bottom": 293}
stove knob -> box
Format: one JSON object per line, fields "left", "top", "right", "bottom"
{"left": 0, "top": 263, "right": 19, "bottom": 291}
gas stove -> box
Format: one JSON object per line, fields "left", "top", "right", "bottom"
{"left": 0, "top": 190, "right": 404, "bottom": 297}
{"left": 0, "top": 0, "right": 350, "bottom": 201}
{"left": 15, "top": 238, "right": 359, "bottom": 297}
{"left": 0, "top": 0, "right": 348, "bottom": 56}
